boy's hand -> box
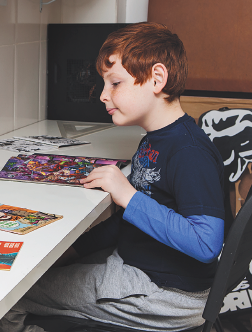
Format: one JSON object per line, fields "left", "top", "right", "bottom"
{"left": 80, "top": 165, "right": 137, "bottom": 209}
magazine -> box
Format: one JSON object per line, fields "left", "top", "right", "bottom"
{"left": 0, "top": 136, "right": 90, "bottom": 153}
{"left": 0, "top": 241, "right": 23, "bottom": 270}
{"left": 0, "top": 204, "right": 63, "bottom": 235}
{"left": 0, "top": 153, "right": 130, "bottom": 186}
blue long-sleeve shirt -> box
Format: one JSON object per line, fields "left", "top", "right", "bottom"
{"left": 123, "top": 191, "right": 224, "bottom": 263}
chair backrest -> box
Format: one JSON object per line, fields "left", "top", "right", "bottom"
{"left": 202, "top": 195, "right": 252, "bottom": 331}
{"left": 198, "top": 107, "right": 252, "bottom": 238}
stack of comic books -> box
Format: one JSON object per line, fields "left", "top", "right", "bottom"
{"left": 0, "top": 153, "right": 130, "bottom": 186}
{"left": 0, "top": 203, "right": 64, "bottom": 270}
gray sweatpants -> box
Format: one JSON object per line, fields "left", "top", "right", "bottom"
{"left": 0, "top": 249, "right": 208, "bottom": 332}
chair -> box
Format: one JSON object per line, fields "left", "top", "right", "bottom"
{"left": 24, "top": 194, "right": 252, "bottom": 332}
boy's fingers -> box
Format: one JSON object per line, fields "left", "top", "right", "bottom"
{"left": 80, "top": 165, "right": 116, "bottom": 184}
{"left": 80, "top": 170, "right": 104, "bottom": 183}
{"left": 80, "top": 174, "right": 95, "bottom": 183}
{"left": 83, "top": 179, "right": 101, "bottom": 189}
{"left": 81, "top": 176, "right": 101, "bottom": 185}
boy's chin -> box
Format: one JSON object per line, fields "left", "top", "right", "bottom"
{"left": 111, "top": 114, "right": 135, "bottom": 127}
{"left": 112, "top": 121, "right": 124, "bottom": 126}
{"left": 111, "top": 116, "right": 124, "bottom": 127}
{"left": 112, "top": 118, "right": 130, "bottom": 127}
{"left": 112, "top": 121, "right": 134, "bottom": 127}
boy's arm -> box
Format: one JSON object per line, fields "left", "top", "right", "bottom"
{"left": 123, "top": 191, "right": 224, "bottom": 263}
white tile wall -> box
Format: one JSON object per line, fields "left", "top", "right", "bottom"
{"left": 0, "top": 0, "right": 15, "bottom": 46}
{"left": 16, "top": 0, "right": 41, "bottom": 44}
{"left": 0, "top": 45, "right": 15, "bottom": 134}
{"left": 0, "top": 0, "right": 149, "bottom": 136}
{"left": 0, "top": 0, "right": 61, "bottom": 136}
{"left": 15, "top": 42, "right": 40, "bottom": 129}
{"left": 39, "top": 40, "right": 47, "bottom": 121}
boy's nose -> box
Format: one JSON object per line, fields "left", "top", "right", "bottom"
{"left": 100, "top": 87, "right": 110, "bottom": 103}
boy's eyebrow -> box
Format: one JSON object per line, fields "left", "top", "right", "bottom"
{"left": 104, "top": 72, "right": 119, "bottom": 79}
{"left": 103, "top": 71, "right": 119, "bottom": 78}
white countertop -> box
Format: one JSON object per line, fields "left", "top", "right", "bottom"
{"left": 0, "top": 120, "right": 143, "bottom": 318}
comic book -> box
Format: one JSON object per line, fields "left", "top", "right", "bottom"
{"left": 0, "top": 204, "right": 63, "bottom": 235}
{"left": 0, "top": 153, "right": 130, "bottom": 186}
{"left": 0, "top": 136, "right": 90, "bottom": 153}
{"left": 14, "top": 135, "right": 90, "bottom": 147}
{"left": 0, "top": 241, "right": 23, "bottom": 270}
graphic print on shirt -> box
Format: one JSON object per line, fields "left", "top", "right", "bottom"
{"left": 130, "top": 139, "right": 161, "bottom": 196}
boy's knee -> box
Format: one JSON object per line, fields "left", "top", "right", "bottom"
{"left": 0, "top": 307, "right": 27, "bottom": 332}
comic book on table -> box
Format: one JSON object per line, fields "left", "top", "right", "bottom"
{"left": 0, "top": 153, "right": 130, "bottom": 186}
{"left": 14, "top": 135, "right": 90, "bottom": 147}
{"left": 0, "top": 135, "right": 90, "bottom": 153}
{"left": 0, "top": 204, "right": 63, "bottom": 235}
{"left": 0, "top": 241, "right": 23, "bottom": 270}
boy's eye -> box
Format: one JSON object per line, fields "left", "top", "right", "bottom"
{"left": 112, "top": 82, "right": 120, "bottom": 87}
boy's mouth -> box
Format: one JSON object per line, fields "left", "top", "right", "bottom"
{"left": 107, "top": 108, "right": 117, "bottom": 115}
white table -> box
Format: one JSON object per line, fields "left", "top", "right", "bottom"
{"left": 0, "top": 120, "right": 143, "bottom": 318}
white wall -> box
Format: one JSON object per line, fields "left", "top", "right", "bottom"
{"left": 60, "top": 0, "right": 149, "bottom": 24}
{"left": 0, "top": 0, "right": 149, "bottom": 136}
{"left": 0, "top": 0, "right": 61, "bottom": 136}
{"left": 61, "top": 0, "right": 118, "bottom": 23}
{"left": 118, "top": 0, "right": 149, "bottom": 23}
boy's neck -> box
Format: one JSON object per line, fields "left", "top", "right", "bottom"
{"left": 143, "top": 98, "right": 185, "bottom": 132}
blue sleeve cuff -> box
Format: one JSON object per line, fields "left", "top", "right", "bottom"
{"left": 123, "top": 191, "right": 145, "bottom": 221}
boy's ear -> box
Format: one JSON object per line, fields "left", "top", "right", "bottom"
{"left": 152, "top": 63, "right": 168, "bottom": 94}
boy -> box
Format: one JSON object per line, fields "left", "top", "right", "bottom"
{"left": 0, "top": 22, "right": 225, "bottom": 332}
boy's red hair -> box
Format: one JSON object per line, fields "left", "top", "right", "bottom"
{"left": 96, "top": 22, "right": 188, "bottom": 103}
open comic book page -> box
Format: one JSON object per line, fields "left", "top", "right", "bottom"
{"left": 0, "top": 204, "right": 63, "bottom": 235}
{"left": 0, "top": 153, "right": 130, "bottom": 186}
{"left": 0, "top": 136, "right": 90, "bottom": 153}
{"left": 13, "top": 135, "right": 90, "bottom": 147}
{"left": 0, "top": 138, "right": 57, "bottom": 153}
{"left": 0, "top": 241, "right": 23, "bottom": 271}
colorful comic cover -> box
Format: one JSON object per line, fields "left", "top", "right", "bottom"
{"left": 0, "top": 204, "right": 63, "bottom": 235}
{"left": 0, "top": 241, "right": 23, "bottom": 271}
{"left": 0, "top": 153, "right": 130, "bottom": 186}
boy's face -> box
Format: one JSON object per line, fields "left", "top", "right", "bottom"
{"left": 100, "top": 55, "right": 155, "bottom": 128}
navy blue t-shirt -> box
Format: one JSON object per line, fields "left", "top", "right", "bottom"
{"left": 129, "top": 113, "right": 224, "bottom": 218}
{"left": 73, "top": 114, "right": 225, "bottom": 292}
{"left": 117, "top": 114, "right": 224, "bottom": 291}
